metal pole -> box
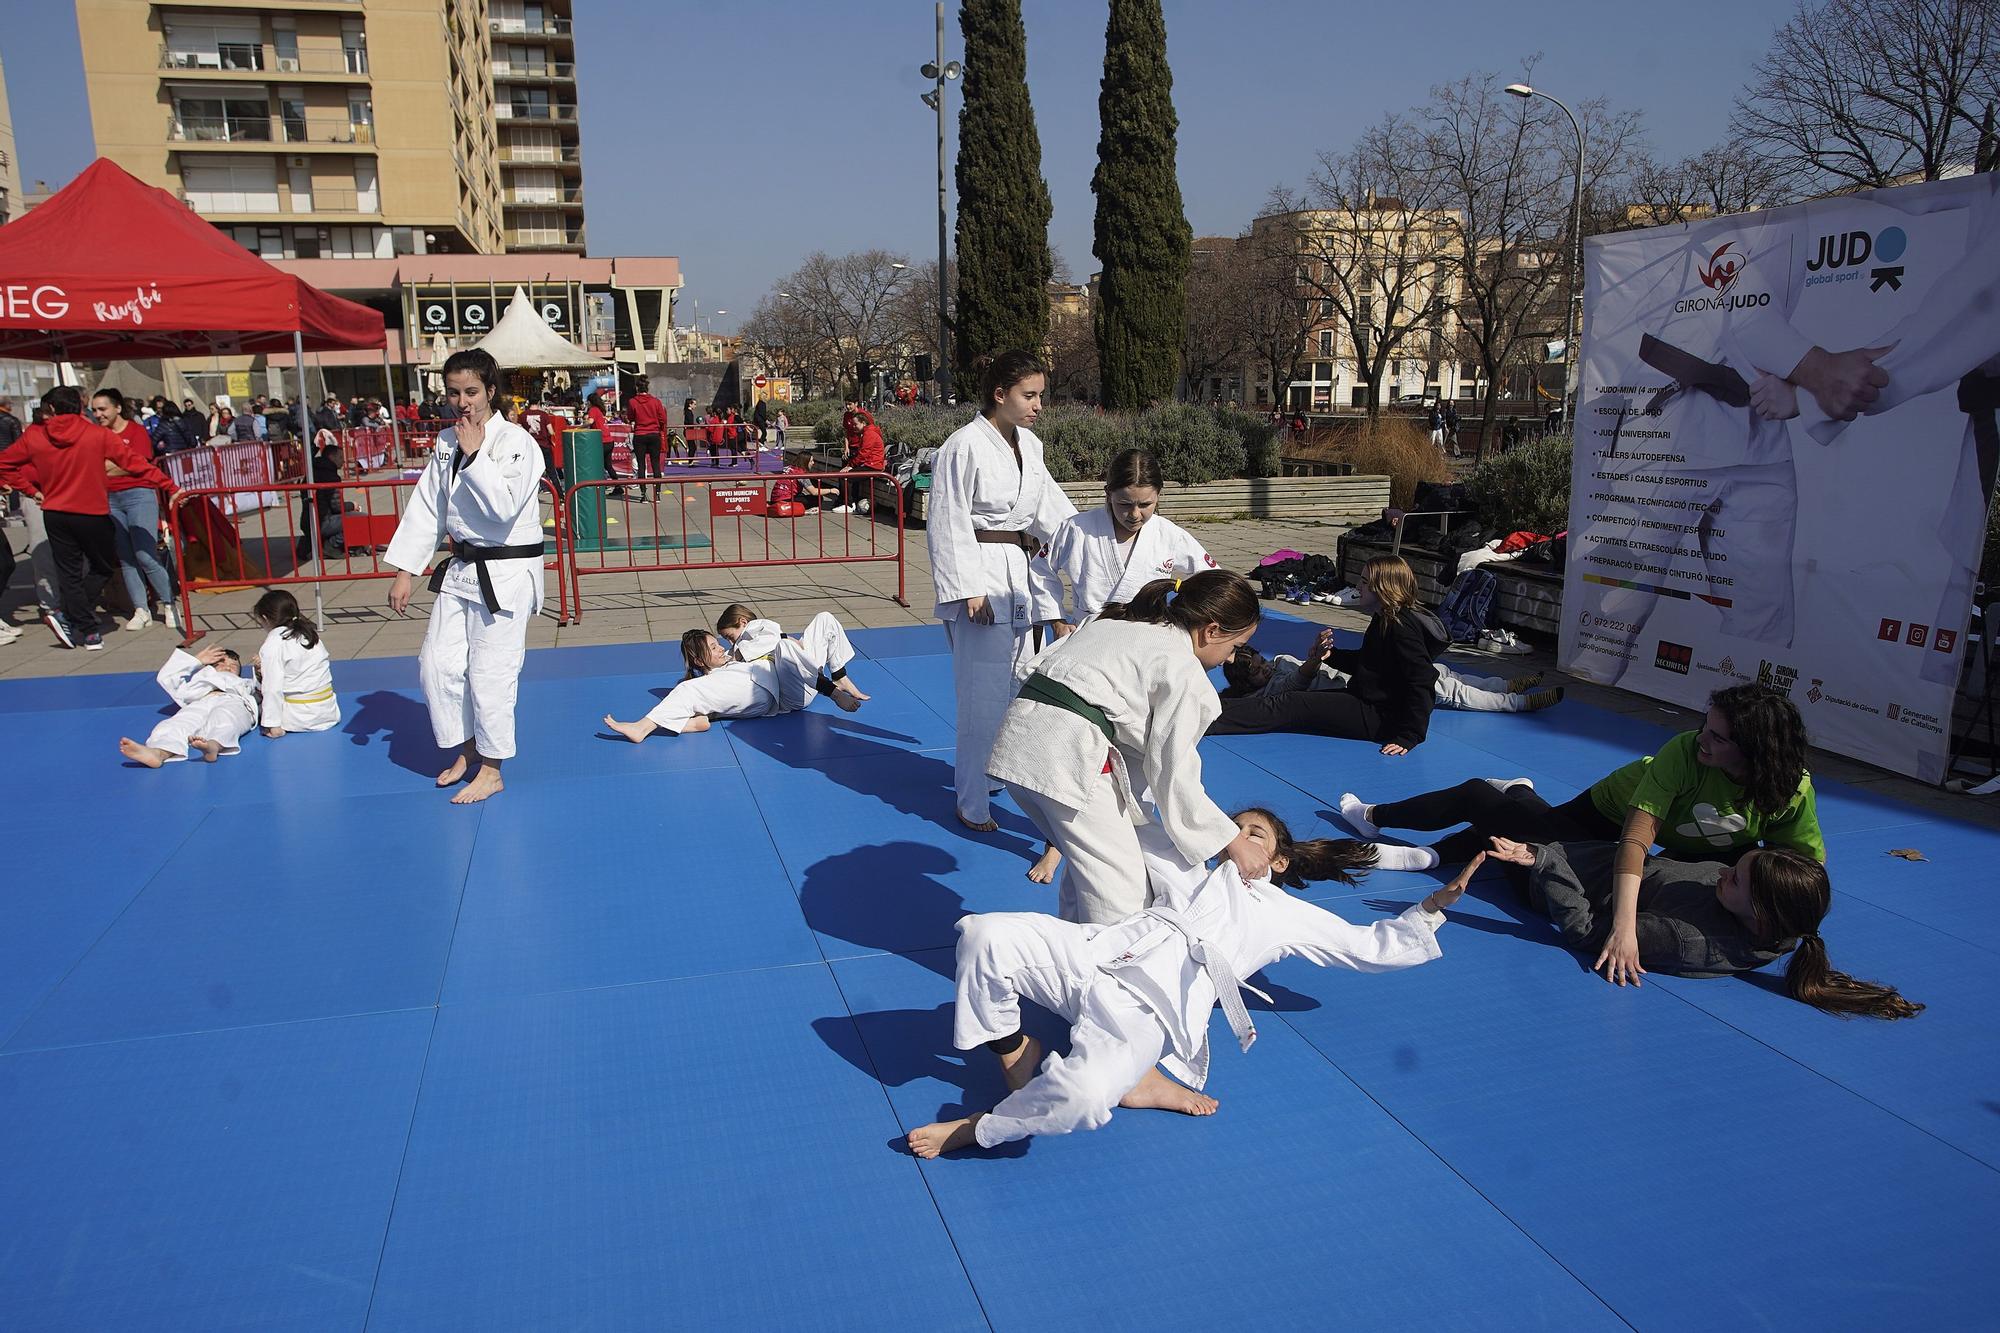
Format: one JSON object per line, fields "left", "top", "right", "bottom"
{"left": 383, "top": 340, "right": 403, "bottom": 462}
{"left": 294, "top": 330, "right": 323, "bottom": 628}
{"left": 934, "top": 2, "right": 951, "bottom": 400}
{"left": 1532, "top": 89, "right": 1585, "bottom": 433}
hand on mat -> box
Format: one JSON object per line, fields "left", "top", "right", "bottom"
{"left": 389, "top": 570, "right": 414, "bottom": 615}
{"left": 1594, "top": 928, "right": 1646, "bottom": 987}
{"left": 1222, "top": 829, "right": 1273, "bottom": 882}
{"left": 1485, "top": 836, "right": 1535, "bottom": 866}
{"left": 263, "top": 726, "right": 284, "bottom": 739}
{"left": 964, "top": 595, "right": 994, "bottom": 626}
{"left": 1422, "top": 851, "right": 1483, "bottom": 914}
{"left": 1749, "top": 371, "right": 1799, "bottom": 422}
{"left": 1379, "top": 742, "right": 1409, "bottom": 757}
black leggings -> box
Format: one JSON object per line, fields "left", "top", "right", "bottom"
{"left": 632, "top": 433, "right": 663, "bottom": 482}
{"left": 1209, "top": 687, "right": 1385, "bottom": 741}
{"left": 1370, "top": 779, "right": 1620, "bottom": 864}
{"left": 44, "top": 509, "right": 118, "bottom": 635}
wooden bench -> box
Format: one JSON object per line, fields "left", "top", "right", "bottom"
{"left": 1339, "top": 536, "right": 1564, "bottom": 638}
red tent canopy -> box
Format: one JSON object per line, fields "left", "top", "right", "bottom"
{"left": 0, "top": 158, "right": 384, "bottom": 360}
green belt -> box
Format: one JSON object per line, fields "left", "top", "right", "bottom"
{"left": 1017, "top": 673, "right": 1114, "bottom": 744}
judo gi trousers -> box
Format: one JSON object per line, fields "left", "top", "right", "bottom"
{"left": 1007, "top": 774, "right": 1149, "bottom": 925}
{"left": 946, "top": 615, "right": 1038, "bottom": 823}
{"left": 145, "top": 695, "right": 254, "bottom": 759}
{"left": 420, "top": 591, "right": 530, "bottom": 759}
{"left": 951, "top": 911, "right": 1169, "bottom": 1149}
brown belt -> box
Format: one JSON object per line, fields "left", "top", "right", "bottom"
{"left": 974, "top": 529, "right": 1033, "bottom": 547}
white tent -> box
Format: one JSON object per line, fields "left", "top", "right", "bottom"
{"left": 473, "top": 287, "right": 607, "bottom": 370}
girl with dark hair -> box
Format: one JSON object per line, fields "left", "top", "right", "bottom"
{"left": 926, "top": 349, "right": 1078, "bottom": 830}
{"left": 1342, "top": 681, "right": 1823, "bottom": 986}
{"left": 601, "top": 613, "right": 870, "bottom": 742}
{"left": 1042, "top": 447, "right": 1216, "bottom": 625}
{"left": 1209, "top": 554, "right": 1448, "bottom": 755}
{"left": 1477, "top": 835, "right": 1919, "bottom": 1016}
{"left": 385, "top": 347, "right": 546, "bottom": 805}
{"left": 250, "top": 588, "right": 339, "bottom": 738}
{"left": 91, "top": 387, "right": 177, "bottom": 632}
{"left": 906, "top": 812, "right": 1467, "bottom": 1158}
{"left": 988, "top": 569, "right": 1268, "bottom": 925}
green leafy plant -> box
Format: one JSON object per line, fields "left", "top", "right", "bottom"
{"left": 1465, "top": 432, "right": 1573, "bottom": 535}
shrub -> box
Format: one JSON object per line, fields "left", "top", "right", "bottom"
{"left": 1340, "top": 416, "right": 1454, "bottom": 509}
{"left": 1219, "top": 407, "right": 1281, "bottom": 478}
{"left": 1465, "top": 432, "right": 1574, "bottom": 536}
{"left": 873, "top": 403, "right": 974, "bottom": 453}
{"left": 1037, "top": 404, "right": 1133, "bottom": 482}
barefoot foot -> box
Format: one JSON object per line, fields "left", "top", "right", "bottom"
{"left": 995, "top": 1034, "right": 1044, "bottom": 1093}
{"left": 832, "top": 690, "right": 863, "bottom": 713}
{"left": 1119, "top": 1066, "right": 1219, "bottom": 1117}
{"left": 957, "top": 811, "right": 999, "bottom": 833}
{"left": 451, "top": 765, "right": 504, "bottom": 804}
{"left": 603, "top": 715, "right": 655, "bottom": 743}
{"left": 1026, "top": 845, "right": 1062, "bottom": 885}
{"left": 119, "top": 737, "right": 168, "bottom": 768}
{"left": 836, "top": 679, "right": 871, "bottom": 702}
{"left": 189, "top": 736, "right": 223, "bottom": 763}
{"left": 435, "top": 754, "right": 469, "bottom": 787}
{"left": 908, "top": 1116, "right": 981, "bottom": 1159}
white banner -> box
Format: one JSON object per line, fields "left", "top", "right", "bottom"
{"left": 1560, "top": 174, "right": 1999, "bottom": 782}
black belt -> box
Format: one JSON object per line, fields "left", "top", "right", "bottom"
{"left": 1959, "top": 371, "right": 1999, "bottom": 502}
{"left": 428, "top": 538, "right": 542, "bottom": 612}
{"left": 1639, "top": 333, "right": 1751, "bottom": 410}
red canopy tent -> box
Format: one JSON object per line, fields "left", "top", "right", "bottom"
{"left": 0, "top": 158, "right": 384, "bottom": 360}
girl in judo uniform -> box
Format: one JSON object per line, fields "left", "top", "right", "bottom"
{"left": 987, "top": 569, "right": 1270, "bottom": 927}
{"left": 250, "top": 590, "right": 339, "bottom": 739}
{"left": 386, "top": 349, "right": 546, "bottom": 805}
{"left": 906, "top": 810, "right": 1463, "bottom": 1158}
{"left": 602, "top": 612, "right": 870, "bottom": 742}
{"left": 926, "top": 350, "right": 1077, "bottom": 832}
{"left": 119, "top": 646, "right": 261, "bottom": 767}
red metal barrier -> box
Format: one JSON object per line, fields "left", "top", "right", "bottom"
{"left": 165, "top": 473, "right": 572, "bottom": 641}
{"left": 563, "top": 470, "right": 906, "bottom": 620}
{"left": 336, "top": 426, "right": 394, "bottom": 476}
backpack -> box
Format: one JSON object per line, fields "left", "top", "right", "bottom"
{"left": 1438, "top": 568, "right": 1499, "bottom": 644}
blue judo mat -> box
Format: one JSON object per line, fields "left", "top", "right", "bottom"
{"left": 2, "top": 614, "right": 1997, "bottom": 1329}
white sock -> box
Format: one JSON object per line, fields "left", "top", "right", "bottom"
{"left": 1339, "top": 793, "right": 1379, "bottom": 839}
{"left": 1482, "top": 777, "right": 1535, "bottom": 795}
{"left": 1371, "top": 843, "right": 1440, "bottom": 872}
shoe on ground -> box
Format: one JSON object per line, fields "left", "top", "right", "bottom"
{"left": 124, "top": 608, "right": 152, "bottom": 631}
{"left": 1525, "top": 686, "right": 1565, "bottom": 711}
{"left": 160, "top": 605, "right": 180, "bottom": 631}
{"left": 1479, "top": 629, "right": 1533, "bottom": 656}
{"left": 44, "top": 609, "right": 75, "bottom": 648}
{"left": 1326, "top": 586, "right": 1363, "bottom": 607}
{"left": 0, "top": 621, "right": 21, "bottom": 644}
{"left": 82, "top": 631, "right": 105, "bottom": 651}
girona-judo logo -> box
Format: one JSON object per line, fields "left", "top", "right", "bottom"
{"left": 1697, "top": 242, "right": 1744, "bottom": 294}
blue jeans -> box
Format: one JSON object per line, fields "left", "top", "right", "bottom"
{"left": 108, "top": 487, "right": 173, "bottom": 609}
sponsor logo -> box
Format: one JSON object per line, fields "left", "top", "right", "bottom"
{"left": 1, "top": 283, "right": 72, "bottom": 321}
{"left": 1698, "top": 242, "right": 1744, "bottom": 294}
{"left": 1655, "top": 640, "right": 1692, "bottom": 674}
{"left": 1907, "top": 623, "right": 1930, "bottom": 648}
{"left": 1887, "top": 703, "right": 1901, "bottom": 721}
{"left": 1805, "top": 678, "right": 1824, "bottom": 704}
{"left": 1935, "top": 629, "right": 1958, "bottom": 654}
{"left": 1878, "top": 618, "right": 1903, "bottom": 641}
{"left": 1757, "top": 659, "right": 1799, "bottom": 696}
{"left": 1805, "top": 226, "right": 1907, "bottom": 292}
{"left": 1718, "top": 656, "right": 1734, "bottom": 674}
{"left": 1885, "top": 701, "right": 1943, "bottom": 734}
{"left": 90, "top": 283, "right": 164, "bottom": 327}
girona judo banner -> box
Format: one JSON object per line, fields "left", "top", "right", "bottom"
{"left": 1560, "top": 173, "right": 1999, "bottom": 782}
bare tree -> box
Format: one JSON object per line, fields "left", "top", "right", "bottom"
{"left": 1619, "top": 145, "right": 1805, "bottom": 229}
{"left": 1732, "top": 0, "right": 2000, "bottom": 191}
{"left": 748, "top": 249, "right": 922, "bottom": 397}
{"left": 1181, "top": 237, "right": 1253, "bottom": 401}
{"left": 1046, "top": 304, "right": 1098, "bottom": 402}
{"left": 1237, "top": 213, "right": 1319, "bottom": 416}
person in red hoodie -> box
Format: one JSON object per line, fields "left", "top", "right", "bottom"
{"left": 625, "top": 377, "right": 669, "bottom": 493}
{"left": 838, "top": 408, "right": 886, "bottom": 514}
{"left": 0, "top": 385, "right": 178, "bottom": 650}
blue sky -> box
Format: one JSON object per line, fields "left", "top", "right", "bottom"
{"left": 5, "top": 0, "right": 1795, "bottom": 331}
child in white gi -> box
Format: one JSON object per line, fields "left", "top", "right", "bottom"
{"left": 119, "top": 646, "right": 261, "bottom": 766}
{"left": 602, "top": 612, "right": 870, "bottom": 741}
{"left": 714, "top": 602, "right": 783, "bottom": 663}
{"left": 907, "top": 810, "right": 1470, "bottom": 1157}
{"left": 988, "top": 569, "right": 1271, "bottom": 926}
{"left": 926, "top": 350, "right": 1077, "bottom": 831}
{"left": 386, "top": 349, "right": 546, "bottom": 805}
{"left": 251, "top": 589, "right": 340, "bottom": 738}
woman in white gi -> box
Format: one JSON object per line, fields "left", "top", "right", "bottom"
{"left": 386, "top": 349, "right": 545, "bottom": 805}
{"left": 926, "top": 350, "right": 1076, "bottom": 832}
{"left": 602, "top": 613, "right": 870, "bottom": 742}
{"left": 250, "top": 589, "right": 340, "bottom": 738}
{"left": 907, "top": 811, "right": 1468, "bottom": 1157}
{"left": 118, "top": 646, "right": 261, "bottom": 766}
{"left": 988, "top": 569, "right": 1270, "bottom": 927}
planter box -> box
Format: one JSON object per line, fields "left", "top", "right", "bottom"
{"left": 1340, "top": 537, "right": 1563, "bottom": 638}
{"left": 1057, "top": 473, "right": 1390, "bottom": 525}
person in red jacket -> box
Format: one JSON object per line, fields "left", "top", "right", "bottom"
{"left": 838, "top": 408, "right": 886, "bottom": 514}
{"left": 625, "top": 377, "right": 669, "bottom": 492}
{"left": 0, "top": 385, "right": 178, "bottom": 650}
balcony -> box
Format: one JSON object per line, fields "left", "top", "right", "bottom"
{"left": 170, "top": 113, "right": 375, "bottom": 148}
{"left": 182, "top": 186, "right": 376, "bottom": 217}
{"left": 492, "top": 61, "right": 576, "bottom": 82}
{"left": 160, "top": 45, "right": 368, "bottom": 77}
{"left": 503, "top": 186, "right": 583, "bottom": 208}
{"left": 499, "top": 143, "right": 581, "bottom": 166}
{"left": 505, "top": 227, "right": 585, "bottom": 251}
{"left": 491, "top": 17, "right": 572, "bottom": 39}
{"left": 494, "top": 103, "right": 578, "bottom": 123}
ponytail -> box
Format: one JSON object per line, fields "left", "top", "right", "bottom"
{"left": 252, "top": 588, "right": 320, "bottom": 650}
{"left": 1751, "top": 848, "right": 1923, "bottom": 1020}
{"left": 1235, "top": 807, "right": 1377, "bottom": 890}
{"left": 680, "top": 629, "right": 716, "bottom": 682}
{"left": 1099, "top": 569, "right": 1259, "bottom": 637}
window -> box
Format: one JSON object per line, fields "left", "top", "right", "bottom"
{"left": 1318, "top": 299, "right": 1333, "bottom": 317}
{"left": 182, "top": 157, "right": 279, "bottom": 212}
{"left": 173, "top": 92, "right": 271, "bottom": 143}
{"left": 161, "top": 18, "right": 261, "bottom": 70}
{"left": 1318, "top": 330, "right": 1334, "bottom": 357}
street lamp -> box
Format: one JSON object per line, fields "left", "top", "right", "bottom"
{"left": 1506, "top": 81, "right": 1584, "bottom": 432}
{"left": 919, "top": 2, "right": 961, "bottom": 399}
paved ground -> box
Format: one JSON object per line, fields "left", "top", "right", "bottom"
{"left": 5, "top": 499, "right": 1995, "bottom": 830}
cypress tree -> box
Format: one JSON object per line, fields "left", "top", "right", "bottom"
{"left": 953, "top": 0, "right": 1054, "bottom": 389}
{"left": 1092, "top": 0, "right": 1190, "bottom": 409}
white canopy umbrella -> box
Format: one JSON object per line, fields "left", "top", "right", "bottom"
{"left": 473, "top": 287, "right": 607, "bottom": 370}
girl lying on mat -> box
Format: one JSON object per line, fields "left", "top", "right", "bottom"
{"left": 601, "top": 611, "right": 869, "bottom": 742}
{"left": 1338, "top": 682, "right": 1823, "bottom": 987}
{"left": 1475, "top": 836, "right": 1921, "bottom": 1018}
{"left": 907, "top": 809, "right": 1466, "bottom": 1158}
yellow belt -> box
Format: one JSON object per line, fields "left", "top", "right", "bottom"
{"left": 284, "top": 687, "right": 335, "bottom": 703}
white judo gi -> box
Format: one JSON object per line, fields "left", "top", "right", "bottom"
{"left": 384, "top": 420, "right": 546, "bottom": 760}
{"left": 951, "top": 825, "right": 1446, "bottom": 1148}
{"left": 1256, "top": 653, "right": 1532, "bottom": 712}
{"left": 255, "top": 626, "right": 340, "bottom": 733}
{"left": 728, "top": 618, "right": 785, "bottom": 663}
{"left": 989, "top": 618, "right": 1240, "bottom": 925}
{"left": 1041, "top": 506, "right": 1217, "bottom": 621}
{"left": 926, "top": 413, "right": 1076, "bottom": 823}
{"left": 645, "top": 612, "right": 857, "bottom": 733}
{"left": 145, "top": 649, "right": 260, "bottom": 760}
